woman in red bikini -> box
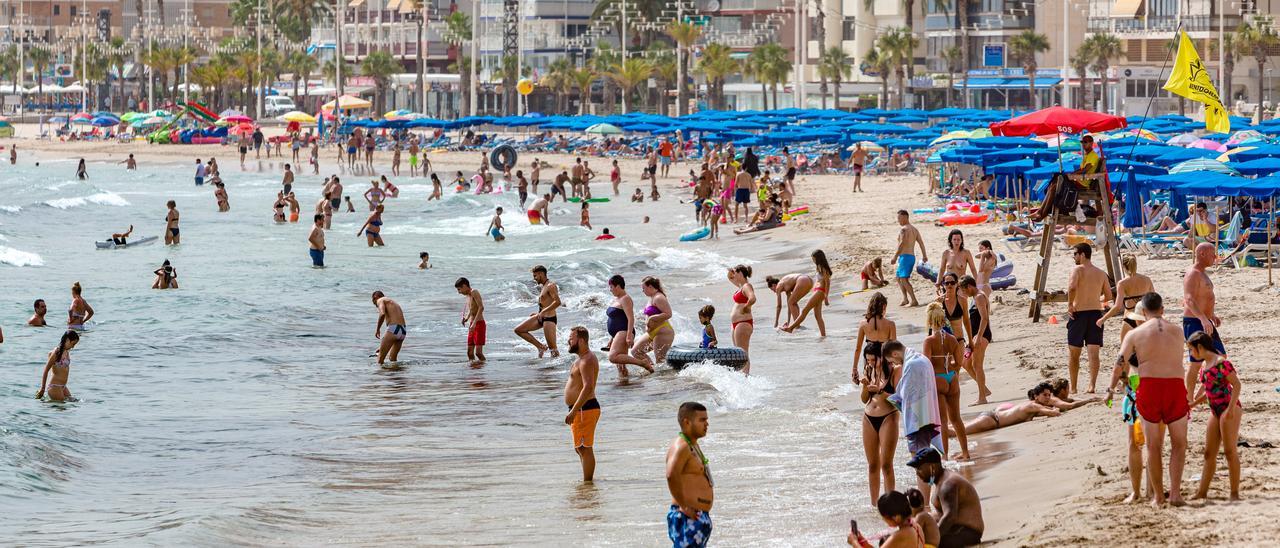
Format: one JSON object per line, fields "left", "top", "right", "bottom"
{"left": 781, "top": 250, "right": 833, "bottom": 336}
{"left": 727, "top": 264, "right": 756, "bottom": 375}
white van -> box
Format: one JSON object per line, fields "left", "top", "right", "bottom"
{"left": 265, "top": 96, "right": 298, "bottom": 117}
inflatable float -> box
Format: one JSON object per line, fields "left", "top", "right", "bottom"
{"left": 489, "top": 144, "right": 517, "bottom": 171}
{"left": 935, "top": 210, "right": 989, "bottom": 226}
{"left": 568, "top": 197, "right": 611, "bottom": 203}
{"left": 679, "top": 227, "right": 711, "bottom": 241}
{"left": 666, "top": 345, "right": 749, "bottom": 371}
{"left": 915, "top": 255, "right": 1017, "bottom": 290}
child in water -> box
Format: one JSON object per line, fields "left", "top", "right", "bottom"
{"left": 698, "top": 305, "right": 717, "bottom": 349}
{"left": 632, "top": 188, "right": 644, "bottom": 203}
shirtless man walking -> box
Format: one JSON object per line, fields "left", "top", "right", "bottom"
{"left": 1120, "top": 292, "right": 1190, "bottom": 507}
{"left": 456, "top": 277, "right": 486, "bottom": 364}
{"left": 564, "top": 326, "right": 600, "bottom": 482}
{"left": 908, "top": 447, "right": 984, "bottom": 547}
{"left": 666, "top": 402, "right": 714, "bottom": 548}
{"left": 1066, "top": 243, "right": 1113, "bottom": 393}
{"left": 850, "top": 143, "right": 870, "bottom": 192}
{"left": 514, "top": 265, "right": 561, "bottom": 357}
{"left": 164, "top": 200, "right": 181, "bottom": 245}
{"left": 1183, "top": 242, "right": 1224, "bottom": 394}
{"left": 308, "top": 214, "right": 326, "bottom": 267}
{"left": 371, "top": 291, "right": 407, "bottom": 366}
{"left": 891, "top": 210, "right": 928, "bottom": 307}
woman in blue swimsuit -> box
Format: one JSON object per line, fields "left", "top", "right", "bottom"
{"left": 924, "top": 302, "right": 969, "bottom": 460}
{"left": 605, "top": 275, "right": 652, "bottom": 377}
{"left": 358, "top": 204, "right": 386, "bottom": 247}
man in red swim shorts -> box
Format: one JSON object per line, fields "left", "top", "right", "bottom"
{"left": 456, "top": 277, "right": 486, "bottom": 365}
{"left": 1119, "top": 292, "right": 1190, "bottom": 507}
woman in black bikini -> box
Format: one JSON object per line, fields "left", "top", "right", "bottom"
{"left": 853, "top": 292, "right": 899, "bottom": 504}
{"left": 924, "top": 302, "right": 969, "bottom": 460}
{"left": 959, "top": 275, "right": 993, "bottom": 405}
{"left": 935, "top": 271, "right": 969, "bottom": 342}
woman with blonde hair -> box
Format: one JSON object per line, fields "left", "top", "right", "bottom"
{"left": 924, "top": 302, "right": 968, "bottom": 460}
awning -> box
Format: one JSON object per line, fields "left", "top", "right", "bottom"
{"left": 1111, "top": 0, "right": 1143, "bottom": 18}
{"left": 953, "top": 78, "right": 1063, "bottom": 90}
{"left": 386, "top": 0, "right": 403, "bottom": 10}
{"left": 348, "top": 0, "right": 365, "bottom": 6}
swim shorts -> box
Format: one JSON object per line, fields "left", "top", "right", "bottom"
{"left": 667, "top": 505, "right": 712, "bottom": 548}
{"left": 786, "top": 167, "right": 796, "bottom": 180}
{"left": 854, "top": 164, "right": 864, "bottom": 175}
{"left": 1182, "top": 317, "right": 1225, "bottom": 362}
{"left": 239, "top": 146, "right": 247, "bottom": 154}
{"left": 896, "top": 254, "right": 915, "bottom": 279}
{"left": 1136, "top": 376, "right": 1189, "bottom": 425}
{"left": 490, "top": 227, "right": 503, "bottom": 240}
{"left": 1067, "top": 309, "right": 1104, "bottom": 347}
{"left": 468, "top": 320, "right": 487, "bottom": 346}
{"left": 347, "top": 146, "right": 356, "bottom": 154}
{"left": 330, "top": 197, "right": 342, "bottom": 209}
{"left": 661, "top": 156, "right": 672, "bottom": 165}
{"left": 309, "top": 248, "right": 324, "bottom": 267}
{"left": 734, "top": 188, "right": 750, "bottom": 204}
{"left": 570, "top": 398, "right": 600, "bottom": 448}
{"left": 527, "top": 209, "right": 542, "bottom": 224}
{"left": 386, "top": 324, "right": 407, "bottom": 341}
{"left": 906, "top": 425, "right": 941, "bottom": 454}
{"left": 195, "top": 176, "right": 203, "bottom": 186}
{"left": 938, "top": 524, "right": 982, "bottom": 548}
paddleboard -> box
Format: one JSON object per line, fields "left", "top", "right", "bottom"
{"left": 95, "top": 235, "right": 159, "bottom": 249}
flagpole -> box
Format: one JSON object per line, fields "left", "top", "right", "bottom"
{"left": 1119, "top": 25, "right": 1182, "bottom": 235}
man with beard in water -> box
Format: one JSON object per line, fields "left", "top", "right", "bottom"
{"left": 563, "top": 326, "right": 600, "bottom": 482}
{"left": 666, "top": 401, "right": 714, "bottom": 547}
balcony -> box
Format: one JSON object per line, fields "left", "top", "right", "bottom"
{"left": 1087, "top": 15, "right": 1243, "bottom": 35}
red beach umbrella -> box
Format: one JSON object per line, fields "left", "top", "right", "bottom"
{"left": 988, "top": 106, "right": 1126, "bottom": 137}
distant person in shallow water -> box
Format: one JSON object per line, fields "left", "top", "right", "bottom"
{"left": 37, "top": 330, "right": 80, "bottom": 402}
{"left": 76, "top": 158, "right": 87, "bottom": 179}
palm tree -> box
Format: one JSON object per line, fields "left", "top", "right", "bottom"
{"left": 27, "top": 47, "right": 53, "bottom": 103}
{"left": 608, "top": 58, "right": 653, "bottom": 113}
{"left": 75, "top": 43, "right": 108, "bottom": 109}
{"left": 878, "top": 28, "right": 917, "bottom": 109}
{"left": 666, "top": 21, "right": 702, "bottom": 116}
{"left": 697, "top": 43, "right": 737, "bottom": 110}
{"left": 747, "top": 44, "right": 773, "bottom": 110}
{"left": 572, "top": 67, "right": 595, "bottom": 115}
{"left": 1221, "top": 33, "right": 1236, "bottom": 107}
{"left": 649, "top": 44, "right": 677, "bottom": 115}
{"left": 1070, "top": 46, "right": 1092, "bottom": 111}
{"left": 1085, "top": 33, "right": 1122, "bottom": 114}
{"left": 590, "top": 0, "right": 667, "bottom": 51}
{"left": 0, "top": 47, "right": 17, "bottom": 112}
{"left": 1009, "top": 30, "right": 1050, "bottom": 109}
{"left": 193, "top": 60, "right": 233, "bottom": 110}
{"left": 818, "top": 47, "right": 853, "bottom": 110}
{"left": 172, "top": 46, "right": 198, "bottom": 100}
{"left": 593, "top": 44, "right": 622, "bottom": 114}
{"left": 105, "top": 38, "right": 132, "bottom": 111}
{"left": 501, "top": 55, "right": 519, "bottom": 114}
{"left": 862, "top": 47, "right": 891, "bottom": 109}
{"left": 1236, "top": 18, "right": 1279, "bottom": 108}
{"left": 761, "top": 44, "right": 792, "bottom": 110}
{"left": 362, "top": 50, "right": 401, "bottom": 112}
{"left": 942, "top": 45, "right": 963, "bottom": 106}
{"left": 274, "top": 0, "right": 332, "bottom": 41}
{"left": 285, "top": 52, "right": 319, "bottom": 108}
{"left": 542, "top": 58, "right": 574, "bottom": 114}
{"left": 443, "top": 11, "right": 473, "bottom": 117}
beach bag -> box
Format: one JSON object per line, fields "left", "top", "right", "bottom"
{"left": 1051, "top": 173, "right": 1078, "bottom": 215}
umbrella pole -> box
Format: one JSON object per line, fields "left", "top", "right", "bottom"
{"left": 1270, "top": 196, "right": 1275, "bottom": 286}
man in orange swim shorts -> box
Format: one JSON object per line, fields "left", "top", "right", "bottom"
{"left": 564, "top": 326, "right": 601, "bottom": 482}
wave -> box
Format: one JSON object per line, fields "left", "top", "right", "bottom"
{"left": 0, "top": 245, "right": 44, "bottom": 266}
{"left": 0, "top": 205, "right": 21, "bottom": 213}
{"left": 676, "top": 361, "right": 774, "bottom": 411}
{"left": 44, "top": 192, "right": 130, "bottom": 210}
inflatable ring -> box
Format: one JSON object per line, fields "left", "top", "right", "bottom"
{"left": 666, "top": 345, "right": 748, "bottom": 371}
{"left": 489, "top": 144, "right": 518, "bottom": 171}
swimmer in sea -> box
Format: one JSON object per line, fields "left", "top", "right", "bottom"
{"left": 631, "top": 276, "right": 676, "bottom": 365}
{"left": 121, "top": 154, "right": 137, "bottom": 170}
{"left": 315, "top": 195, "right": 333, "bottom": 229}
{"left": 76, "top": 158, "right": 87, "bottom": 180}
{"left": 214, "top": 181, "right": 230, "bottom": 212}
{"left": 151, "top": 259, "right": 178, "bottom": 289}
{"left": 273, "top": 192, "right": 287, "bottom": 223}
{"left": 765, "top": 273, "right": 813, "bottom": 328}
{"left": 727, "top": 265, "right": 757, "bottom": 375}
{"left": 580, "top": 202, "right": 592, "bottom": 230}
{"left": 456, "top": 277, "right": 486, "bottom": 365}
{"left": 564, "top": 326, "right": 601, "bottom": 482}
{"left": 364, "top": 180, "right": 385, "bottom": 211}
{"left": 782, "top": 250, "right": 834, "bottom": 336}
{"left": 513, "top": 265, "right": 562, "bottom": 358}
{"left": 282, "top": 163, "right": 294, "bottom": 195}
{"left": 428, "top": 173, "right": 442, "bottom": 201}
{"left": 487, "top": 207, "right": 506, "bottom": 242}
{"left": 418, "top": 252, "right": 432, "bottom": 269}
{"left": 110, "top": 225, "right": 134, "bottom": 246}
{"left": 28, "top": 299, "right": 48, "bottom": 327}
{"left": 372, "top": 291, "right": 407, "bottom": 366}
{"left": 344, "top": 196, "right": 356, "bottom": 212}
{"left": 308, "top": 214, "right": 326, "bottom": 268}
{"left": 67, "top": 282, "right": 94, "bottom": 330}
{"left": 36, "top": 330, "right": 80, "bottom": 402}
{"left": 605, "top": 275, "right": 653, "bottom": 376}
{"left": 358, "top": 204, "right": 386, "bottom": 247}
{"left": 164, "top": 200, "right": 181, "bottom": 245}
{"left": 287, "top": 193, "right": 301, "bottom": 223}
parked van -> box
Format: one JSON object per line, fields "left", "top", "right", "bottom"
{"left": 265, "top": 96, "right": 298, "bottom": 117}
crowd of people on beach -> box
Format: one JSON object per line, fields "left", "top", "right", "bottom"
{"left": 4, "top": 127, "right": 1250, "bottom": 547}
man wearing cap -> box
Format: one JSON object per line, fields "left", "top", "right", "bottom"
{"left": 909, "top": 447, "right": 984, "bottom": 548}
{"left": 885, "top": 340, "right": 941, "bottom": 491}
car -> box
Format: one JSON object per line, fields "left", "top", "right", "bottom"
{"left": 265, "top": 96, "right": 298, "bottom": 117}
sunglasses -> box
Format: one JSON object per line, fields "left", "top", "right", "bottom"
{"left": 944, "top": 281, "right": 957, "bottom": 286}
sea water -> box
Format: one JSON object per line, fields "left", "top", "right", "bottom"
{"left": 0, "top": 155, "right": 920, "bottom": 545}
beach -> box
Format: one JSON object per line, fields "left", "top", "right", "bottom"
{"left": 2, "top": 125, "right": 1279, "bottom": 545}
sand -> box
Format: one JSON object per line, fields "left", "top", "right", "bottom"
{"left": 6, "top": 124, "right": 1280, "bottom": 545}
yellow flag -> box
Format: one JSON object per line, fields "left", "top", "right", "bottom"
{"left": 1162, "top": 31, "right": 1230, "bottom": 133}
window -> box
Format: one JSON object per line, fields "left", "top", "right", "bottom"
{"left": 71, "top": 5, "right": 77, "bottom": 17}
{"left": 54, "top": 5, "right": 61, "bottom": 16}
{"left": 842, "top": 17, "right": 856, "bottom": 41}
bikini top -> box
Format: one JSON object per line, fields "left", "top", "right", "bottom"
{"left": 53, "top": 352, "right": 70, "bottom": 369}
{"left": 643, "top": 304, "right": 661, "bottom": 316}
{"left": 732, "top": 289, "right": 748, "bottom": 304}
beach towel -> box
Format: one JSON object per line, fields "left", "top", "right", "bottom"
{"left": 888, "top": 349, "right": 941, "bottom": 440}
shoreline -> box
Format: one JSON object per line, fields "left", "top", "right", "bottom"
{"left": 5, "top": 130, "right": 1280, "bottom": 544}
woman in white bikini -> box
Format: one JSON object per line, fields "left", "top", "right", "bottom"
{"left": 37, "top": 331, "right": 80, "bottom": 402}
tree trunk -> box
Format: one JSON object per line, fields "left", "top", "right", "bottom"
{"left": 771, "top": 82, "right": 779, "bottom": 110}
{"left": 896, "top": 69, "right": 906, "bottom": 109}
{"left": 1258, "top": 59, "right": 1266, "bottom": 106}
{"left": 1224, "top": 58, "right": 1234, "bottom": 106}
{"left": 833, "top": 79, "right": 841, "bottom": 110}
{"left": 881, "top": 80, "right": 888, "bottom": 109}
{"left": 1099, "top": 69, "right": 1109, "bottom": 113}
{"left": 293, "top": 76, "right": 301, "bottom": 105}
{"left": 1029, "top": 73, "right": 1037, "bottom": 110}
{"left": 677, "top": 52, "right": 687, "bottom": 116}
{"left": 118, "top": 70, "right": 127, "bottom": 111}
{"left": 820, "top": 74, "right": 828, "bottom": 109}
{"left": 761, "top": 81, "right": 769, "bottom": 110}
